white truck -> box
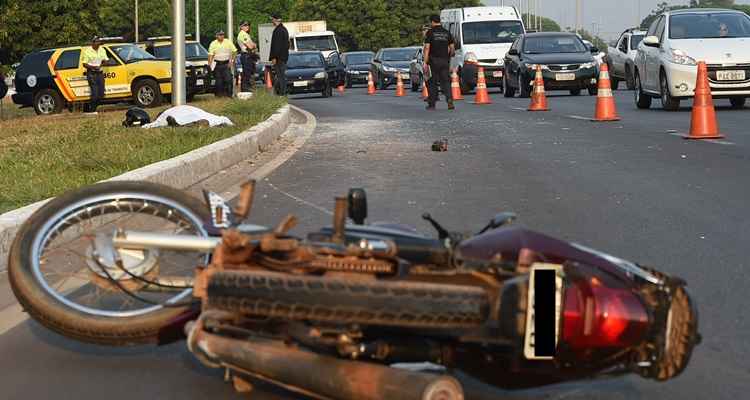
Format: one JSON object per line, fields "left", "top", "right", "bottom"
{"left": 606, "top": 29, "right": 646, "bottom": 90}
{"left": 258, "top": 20, "right": 339, "bottom": 63}
{"left": 441, "top": 6, "right": 526, "bottom": 93}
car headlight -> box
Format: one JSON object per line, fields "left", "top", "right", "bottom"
{"left": 669, "top": 49, "right": 697, "bottom": 66}
{"left": 383, "top": 66, "right": 396, "bottom": 72}
{"left": 581, "top": 61, "right": 597, "bottom": 69}
{"left": 464, "top": 52, "right": 478, "bottom": 64}
{"left": 526, "top": 64, "right": 549, "bottom": 71}
{"left": 314, "top": 72, "right": 327, "bottom": 79}
{"left": 496, "top": 58, "right": 505, "bottom": 66}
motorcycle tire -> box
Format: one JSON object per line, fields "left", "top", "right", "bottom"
{"left": 8, "top": 181, "right": 210, "bottom": 346}
{"left": 206, "top": 270, "right": 490, "bottom": 329}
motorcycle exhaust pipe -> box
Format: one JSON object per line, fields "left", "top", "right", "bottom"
{"left": 188, "top": 324, "right": 464, "bottom": 400}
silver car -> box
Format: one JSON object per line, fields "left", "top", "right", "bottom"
{"left": 633, "top": 8, "right": 750, "bottom": 110}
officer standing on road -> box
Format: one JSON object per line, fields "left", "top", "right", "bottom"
{"left": 237, "top": 21, "right": 257, "bottom": 92}
{"left": 269, "top": 13, "right": 290, "bottom": 96}
{"left": 208, "top": 30, "right": 237, "bottom": 97}
{"left": 81, "top": 36, "right": 109, "bottom": 113}
{"left": 423, "top": 15, "right": 455, "bottom": 110}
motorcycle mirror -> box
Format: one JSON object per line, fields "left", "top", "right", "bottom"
{"left": 478, "top": 212, "right": 517, "bottom": 234}
{"left": 348, "top": 188, "right": 367, "bottom": 225}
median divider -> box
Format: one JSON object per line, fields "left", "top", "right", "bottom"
{"left": 0, "top": 104, "right": 294, "bottom": 272}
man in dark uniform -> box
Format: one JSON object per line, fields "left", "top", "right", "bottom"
{"left": 237, "top": 21, "right": 257, "bottom": 92}
{"left": 269, "top": 13, "right": 289, "bottom": 96}
{"left": 208, "top": 30, "right": 237, "bottom": 97}
{"left": 423, "top": 15, "right": 455, "bottom": 110}
{"left": 81, "top": 36, "right": 108, "bottom": 113}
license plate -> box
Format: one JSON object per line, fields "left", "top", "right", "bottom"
{"left": 524, "top": 263, "right": 563, "bottom": 360}
{"left": 492, "top": 71, "right": 503, "bottom": 78}
{"left": 293, "top": 81, "right": 308, "bottom": 87}
{"left": 400, "top": 73, "right": 410, "bottom": 79}
{"left": 716, "top": 70, "right": 745, "bottom": 81}
{"left": 196, "top": 79, "right": 204, "bottom": 86}
{"left": 555, "top": 73, "right": 576, "bottom": 81}
{"left": 210, "top": 80, "right": 216, "bottom": 85}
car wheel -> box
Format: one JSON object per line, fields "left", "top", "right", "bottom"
{"left": 570, "top": 89, "right": 581, "bottom": 96}
{"left": 660, "top": 72, "right": 680, "bottom": 111}
{"left": 133, "top": 79, "right": 162, "bottom": 108}
{"left": 33, "top": 89, "right": 64, "bottom": 115}
{"left": 322, "top": 82, "right": 332, "bottom": 98}
{"left": 519, "top": 74, "right": 532, "bottom": 98}
{"left": 730, "top": 97, "right": 746, "bottom": 109}
{"left": 588, "top": 85, "right": 598, "bottom": 96}
{"left": 611, "top": 77, "right": 620, "bottom": 90}
{"left": 345, "top": 76, "right": 352, "bottom": 89}
{"left": 625, "top": 65, "right": 636, "bottom": 90}
{"left": 503, "top": 74, "right": 515, "bottom": 97}
{"left": 412, "top": 75, "right": 420, "bottom": 92}
{"left": 634, "top": 71, "right": 652, "bottom": 109}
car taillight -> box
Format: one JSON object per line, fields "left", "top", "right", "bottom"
{"left": 562, "top": 277, "right": 649, "bottom": 349}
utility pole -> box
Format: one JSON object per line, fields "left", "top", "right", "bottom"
{"left": 575, "top": 0, "right": 582, "bottom": 34}
{"left": 227, "top": 0, "right": 234, "bottom": 47}
{"left": 195, "top": 0, "right": 200, "bottom": 42}
{"left": 172, "top": 0, "right": 186, "bottom": 106}
{"left": 135, "top": 0, "right": 139, "bottom": 42}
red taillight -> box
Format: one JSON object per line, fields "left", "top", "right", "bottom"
{"left": 562, "top": 277, "right": 649, "bottom": 349}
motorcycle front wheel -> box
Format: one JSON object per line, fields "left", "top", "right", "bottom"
{"left": 9, "top": 181, "right": 210, "bottom": 346}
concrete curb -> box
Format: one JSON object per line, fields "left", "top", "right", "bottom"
{"left": 0, "top": 104, "right": 291, "bottom": 272}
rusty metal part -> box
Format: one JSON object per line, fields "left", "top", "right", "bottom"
{"left": 232, "top": 374, "right": 254, "bottom": 393}
{"left": 234, "top": 180, "right": 256, "bottom": 219}
{"left": 274, "top": 214, "right": 298, "bottom": 236}
{"left": 259, "top": 234, "right": 299, "bottom": 253}
{"left": 308, "top": 255, "right": 395, "bottom": 274}
{"left": 332, "top": 197, "right": 347, "bottom": 244}
{"left": 189, "top": 327, "right": 465, "bottom": 400}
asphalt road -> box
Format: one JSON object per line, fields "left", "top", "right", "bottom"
{"left": 1, "top": 85, "right": 749, "bottom": 399}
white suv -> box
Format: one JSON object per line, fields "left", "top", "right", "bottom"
{"left": 633, "top": 8, "right": 750, "bottom": 110}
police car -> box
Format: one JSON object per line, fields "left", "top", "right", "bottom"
{"left": 138, "top": 36, "right": 214, "bottom": 98}
{"left": 12, "top": 37, "right": 189, "bottom": 115}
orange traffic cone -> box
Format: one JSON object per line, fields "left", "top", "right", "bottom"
{"left": 367, "top": 72, "right": 376, "bottom": 95}
{"left": 528, "top": 65, "right": 549, "bottom": 111}
{"left": 592, "top": 63, "right": 620, "bottom": 121}
{"left": 472, "top": 67, "right": 492, "bottom": 105}
{"left": 451, "top": 69, "right": 464, "bottom": 101}
{"left": 421, "top": 81, "right": 429, "bottom": 99}
{"left": 265, "top": 68, "right": 273, "bottom": 91}
{"left": 395, "top": 74, "right": 406, "bottom": 97}
{"left": 684, "top": 61, "right": 723, "bottom": 139}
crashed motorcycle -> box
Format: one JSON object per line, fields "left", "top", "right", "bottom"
{"left": 8, "top": 180, "right": 700, "bottom": 399}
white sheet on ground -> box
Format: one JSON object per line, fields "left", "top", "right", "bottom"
{"left": 142, "top": 105, "right": 234, "bottom": 128}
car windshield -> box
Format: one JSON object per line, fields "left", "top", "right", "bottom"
{"left": 630, "top": 34, "right": 644, "bottom": 49}
{"left": 344, "top": 54, "right": 372, "bottom": 65}
{"left": 296, "top": 35, "right": 336, "bottom": 51}
{"left": 523, "top": 36, "right": 587, "bottom": 54}
{"left": 110, "top": 44, "right": 156, "bottom": 63}
{"left": 287, "top": 53, "right": 324, "bottom": 69}
{"left": 462, "top": 21, "right": 524, "bottom": 45}
{"left": 670, "top": 13, "right": 750, "bottom": 39}
{"left": 153, "top": 43, "right": 209, "bottom": 60}
{"left": 381, "top": 49, "right": 417, "bottom": 62}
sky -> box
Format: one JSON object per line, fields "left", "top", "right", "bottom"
{"left": 481, "top": 0, "right": 750, "bottom": 40}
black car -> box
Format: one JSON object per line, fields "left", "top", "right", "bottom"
{"left": 408, "top": 47, "right": 425, "bottom": 92}
{"left": 370, "top": 47, "right": 420, "bottom": 90}
{"left": 341, "top": 51, "right": 374, "bottom": 87}
{"left": 503, "top": 32, "right": 600, "bottom": 98}
{"left": 283, "top": 51, "right": 340, "bottom": 97}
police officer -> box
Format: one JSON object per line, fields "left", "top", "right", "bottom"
{"left": 269, "top": 13, "right": 290, "bottom": 96}
{"left": 237, "top": 21, "right": 257, "bottom": 92}
{"left": 81, "top": 36, "right": 109, "bottom": 113}
{"left": 423, "top": 15, "right": 455, "bottom": 110}
{"left": 208, "top": 30, "right": 237, "bottom": 97}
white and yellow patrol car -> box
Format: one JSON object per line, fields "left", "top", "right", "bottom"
{"left": 12, "top": 38, "right": 186, "bottom": 115}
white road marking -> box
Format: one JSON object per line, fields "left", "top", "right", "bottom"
{"left": 667, "top": 132, "right": 735, "bottom": 145}
{"left": 265, "top": 182, "right": 333, "bottom": 216}
{"left": 0, "top": 106, "right": 317, "bottom": 337}
{"left": 510, "top": 107, "right": 527, "bottom": 111}
{"left": 567, "top": 115, "right": 591, "bottom": 121}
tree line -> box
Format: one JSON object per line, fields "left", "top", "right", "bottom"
{"left": 0, "top": 0, "right": 480, "bottom": 66}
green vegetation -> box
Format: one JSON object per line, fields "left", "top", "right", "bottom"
{"left": 0, "top": 91, "right": 286, "bottom": 213}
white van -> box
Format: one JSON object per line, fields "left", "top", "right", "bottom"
{"left": 441, "top": 7, "right": 525, "bottom": 92}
